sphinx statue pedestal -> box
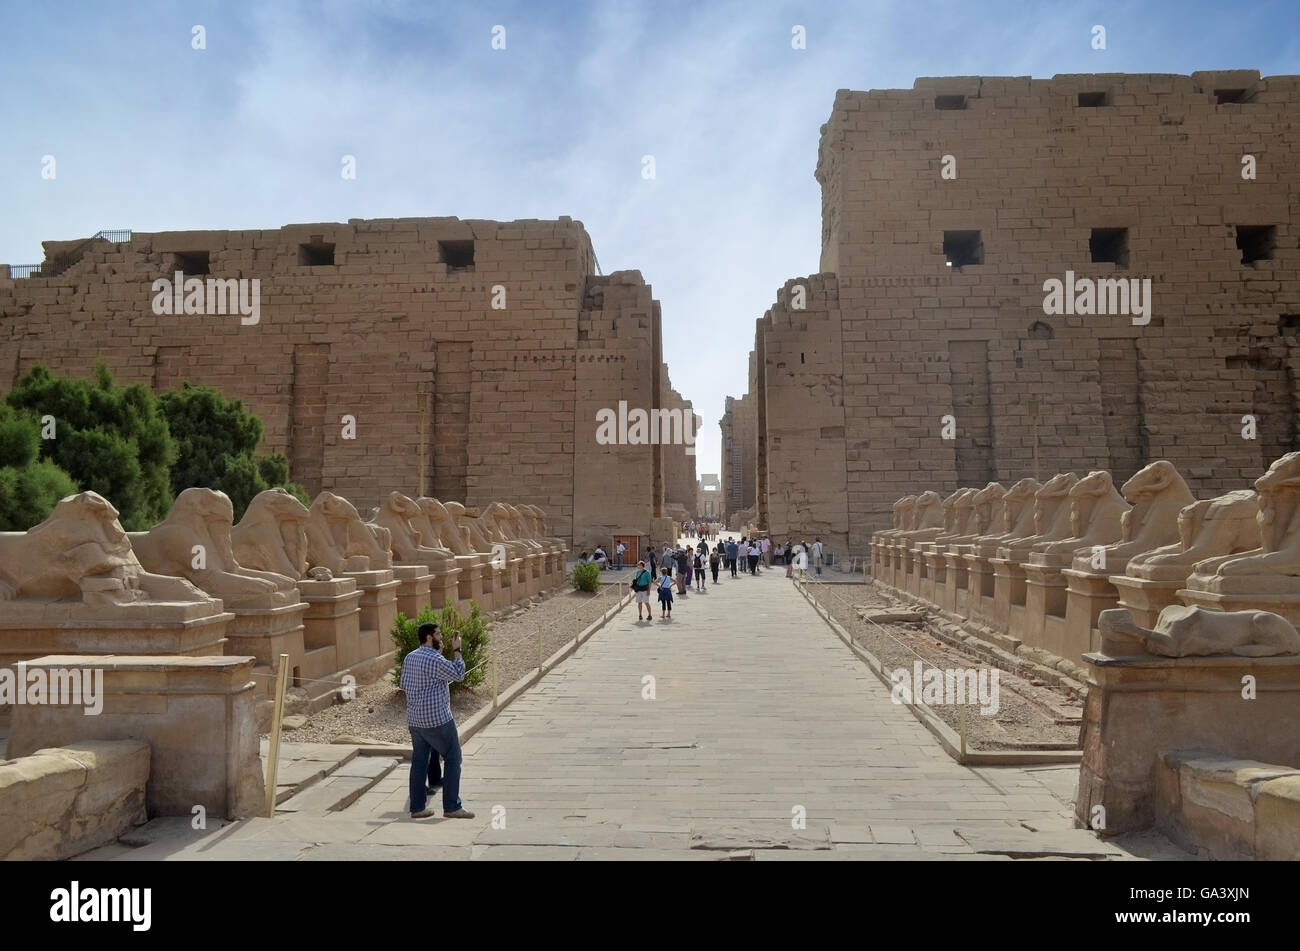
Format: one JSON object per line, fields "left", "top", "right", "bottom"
{"left": 1074, "top": 650, "right": 1300, "bottom": 836}
{"left": 1177, "top": 586, "right": 1300, "bottom": 627}
{"left": 221, "top": 597, "right": 309, "bottom": 707}
{"left": 297, "top": 576, "right": 363, "bottom": 686}
{"left": 392, "top": 564, "right": 434, "bottom": 619}
{"left": 0, "top": 600, "right": 232, "bottom": 676}
{"left": 919, "top": 544, "right": 944, "bottom": 604}
{"left": 422, "top": 565, "right": 458, "bottom": 616}
{"left": 342, "top": 569, "right": 400, "bottom": 664}
{"left": 961, "top": 550, "right": 998, "bottom": 625}
{"left": 942, "top": 548, "right": 975, "bottom": 616}
{"left": 1059, "top": 568, "right": 1119, "bottom": 664}
{"left": 453, "top": 554, "right": 486, "bottom": 613}
{"left": 1023, "top": 560, "right": 1070, "bottom": 650}
{"left": 989, "top": 557, "right": 1029, "bottom": 639}
{"left": 523, "top": 551, "right": 545, "bottom": 598}
{"left": 1110, "top": 575, "right": 1184, "bottom": 629}
{"left": 7, "top": 654, "right": 264, "bottom": 819}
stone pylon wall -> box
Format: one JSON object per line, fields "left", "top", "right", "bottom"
{"left": 0, "top": 216, "right": 677, "bottom": 546}
{"left": 757, "top": 274, "right": 849, "bottom": 552}
{"left": 732, "top": 70, "right": 1300, "bottom": 558}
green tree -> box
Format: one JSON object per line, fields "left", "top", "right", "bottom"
{"left": 159, "top": 383, "right": 308, "bottom": 520}
{"left": 5, "top": 364, "right": 173, "bottom": 530}
{"left": 0, "top": 403, "right": 79, "bottom": 530}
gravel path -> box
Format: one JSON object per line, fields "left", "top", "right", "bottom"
{"left": 277, "top": 583, "right": 628, "bottom": 745}
{"left": 805, "top": 583, "right": 1082, "bottom": 751}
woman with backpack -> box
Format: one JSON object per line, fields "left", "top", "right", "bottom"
{"left": 632, "top": 561, "right": 654, "bottom": 621}
{"left": 658, "top": 567, "right": 674, "bottom": 619}
{"left": 709, "top": 545, "right": 721, "bottom": 584}
{"left": 693, "top": 547, "right": 706, "bottom": 591}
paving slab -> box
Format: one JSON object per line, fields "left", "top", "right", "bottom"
{"left": 104, "top": 552, "right": 1189, "bottom": 861}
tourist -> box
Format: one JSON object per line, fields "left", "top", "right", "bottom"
{"left": 577, "top": 551, "right": 590, "bottom": 564}
{"left": 762, "top": 536, "right": 772, "bottom": 567}
{"left": 658, "top": 567, "right": 674, "bottom": 618}
{"left": 402, "top": 622, "right": 474, "bottom": 820}
{"left": 647, "top": 546, "right": 657, "bottom": 576}
{"left": 709, "top": 545, "right": 720, "bottom": 583}
{"left": 615, "top": 540, "right": 627, "bottom": 570}
{"left": 694, "top": 547, "right": 706, "bottom": 590}
{"left": 812, "top": 538, "right": 824, "bottom": 576}
{"left": 593, "top": 545, "right": 609, "bottom": 570}
{"left": 632, "top": 560, "right": 653, "bottom": 620}
{"left": 748, "top": 540, "right": 760, "bottom": 575}
{"left": 675, "top": 547, "right": 689, "bottom": 594}
{"left": 727, "top": 537, "right": 739, "bottom": 576}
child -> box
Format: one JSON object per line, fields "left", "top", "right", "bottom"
{"left": 658, "top": 568, "right": 674, "bottom": 619}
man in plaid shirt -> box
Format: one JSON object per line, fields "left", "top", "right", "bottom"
{"left": 401, "top": 622, "right": 475, "bottom": 819}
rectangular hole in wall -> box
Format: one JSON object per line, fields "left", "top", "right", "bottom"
{"left": 438, "top": 240, "right": 475, "bottom": 269}
{"left": 1214, "top": 88, "right": 1250, "bottom": 104}
{"left": 943, "top": 231, "right": 983, "bottom": 268}
{"left": 934, "top": 95, "right": 967, "bottom": 110}
{"left": 171, "top": 250, "right": 210, "bottom": 275}
{"left": 298, "top": 241, "right": 335, "bottom": 266}
{"left": 1279, "top": 315, "right": 1300, "bottom": 337}
{"left": 1236, "top": 226, "right": 1276, "bottom": 266}
{"left": 1089, "top": 228, "right": 1129, "bottom": 267}
{"left": 1077, "top": 91, "right": 1110, "bottom": 107}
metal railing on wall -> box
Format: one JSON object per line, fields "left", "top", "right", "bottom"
{"left": 7, "top": 229, "right": 132, "bottom": 279}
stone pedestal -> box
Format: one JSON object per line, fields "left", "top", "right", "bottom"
{"left": 920, "top": 547, "right": 943, "bottom": 604}
{"left": 990, "top": 557, "right": 1027, "bottom": 636}
{"left": 454, "top": 554, "right": 486, "bottom": 612}
{"left": 0, "top": 601, "right": 232, "bottom": 676}
{"left": 1178, "top": 587, "right": 1300, "bottom": 627}
{"left": 479, "top": 561, "right": 504, "bottom": 612}
{"left": 903, "top": 545, "right": 922, "bottom": 596}
{"left": 297, "top": 576, "right": 362, "bottom": 680}
{"left": 1061, "top": 569, "right": 1119, "bottom": 664}
{"left": 1023, "top": 557, "right": 1071, "bottom": 650}
{"left": 963, "top": 552, "right": 997, "bottom": 625}
{"left": 222, "top": 600, "right": 308, "bottom": 698}
{"left": 342, "top": 569, "right": 399, "bottom": 662}
{"left": 7, "top": 654, "right": 265, "bottom": 819}
{"left": 1075, "top": 651, "right": 1300, "bottom": 835}
{"left": 524, "top": 552, "right": 543, "bottom": 597}
{"left": 1111, "top": 574, "right": 1185, "bottom": 629}
{"left": 392, "top": 564, "right": 435, "bottom": 619}
{"left": 427, "top": 567, "right": 460, "bottom": 615}
{"left": 943, "top": 550, "right": 972, "bottom": 616}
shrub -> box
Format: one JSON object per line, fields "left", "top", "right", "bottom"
{"left": 571, "top": 561, "right": 601, "bottom": 592}
{"left": 390, "top": 600, "right": 489, "bottom": 691}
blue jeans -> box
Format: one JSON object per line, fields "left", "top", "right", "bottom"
{"left": 409, "top": 721, "right": 462, "bottom": 814}
{"left": 616, "top": 552, "right": 624, "bottom": 569}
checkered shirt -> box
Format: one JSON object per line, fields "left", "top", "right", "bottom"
{"left": 401, "top": 645, "right": 465, "bottom": 729}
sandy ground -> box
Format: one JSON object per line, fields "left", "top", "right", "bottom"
{"left": 805, "top": 583, "right": 1082, "bottom": 751}
{"left": 279, "top": 583, "right": 627, "bottom": 745}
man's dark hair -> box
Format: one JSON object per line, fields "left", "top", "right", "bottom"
{"left": 418, "top": 622, "right": 440, "bottom": 644}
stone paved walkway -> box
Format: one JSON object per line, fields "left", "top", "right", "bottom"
{"left": 82, "top": 544, "right": 1190, "bottom": 860}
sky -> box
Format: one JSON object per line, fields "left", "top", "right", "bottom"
{"left": 2, "top": 0, "right": 1298, "bottom": 475}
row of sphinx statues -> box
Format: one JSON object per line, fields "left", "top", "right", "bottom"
{"left": 872, "top": 452, "right": 1300, "bottom": 657}
{"left": 0, "top": 486, "right": 565, "bottom": 612}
